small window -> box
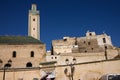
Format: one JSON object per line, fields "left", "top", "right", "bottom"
{"left": 0, "top": 59, "right": 3, "bottom": 66}
{"left": 13, "top": 51, "right": 16, "bottom": 58}
{"left": 26, "top": 62, "right": 32, "bottom": 67}
{"left": 51, "top": 57, "right": 53, "bottom": 59}
{"left": 33, "top": 28, "right": 35, "bottom": 30}
{"left": 88, "top": 42, "right": 91, "bottom": 45}
{"left": 89, "top": 33, "right": 92, "bottom": 36}
{"left": 105, "top": 46, "right": 107, "bottom": 49}
{"left": 84, "top": 41, "right": 86, "bottom": 44}
{"left": 85, "top": 50, "right": 87, "bottom": 53}
{"left": 33, "top": 18, "right": 35, "bottom": 21}
{"left": 63, "top": 39, "right": 67, "bottom": 41}
{"left": 75, "top": 41, "right": 77, "bottom": 45}
{"left": 92, "top": 48, "right": 94, "bottom": 50}
{"left": 31, "top": 51, "right": 34, "bottom": 57}
{"left": 55, "top": 57, "right": 57, "bottom": 59}
{"left": 103, "top": 38, "right": 106, "bottom": 43}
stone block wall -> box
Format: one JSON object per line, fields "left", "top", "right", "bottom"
{"left": 77, "top": 37, "right": 103, "bottom": 53}
{"left": 0, "top": 44, "right": 46, "bottom": 68}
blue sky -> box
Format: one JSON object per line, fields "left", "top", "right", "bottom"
{"left": 0, "top": 0, "right": 120, "bottom": 50}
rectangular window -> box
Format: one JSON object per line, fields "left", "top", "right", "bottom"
{"left": 31, "top": 51, "right": 34, "bottom": 57}
{"left": 103, "top": 38, "right": 106, "bottom": 43}
{"left": 88, "top": 42, "right": 91, "bottom": 45}
{"left": 13, "top": 51, "right": 16, "bottom": 58}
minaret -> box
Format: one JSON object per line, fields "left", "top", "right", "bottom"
{"left": 28, "top": 4, "right": 40, "bottom": 40}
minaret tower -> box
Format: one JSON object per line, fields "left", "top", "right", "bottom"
{"left": 28, "top": 4, "right": 40, "bottom": 40}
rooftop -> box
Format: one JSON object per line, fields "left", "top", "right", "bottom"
{"left": 0, "top": 36, "right": 43, "bottom": 44}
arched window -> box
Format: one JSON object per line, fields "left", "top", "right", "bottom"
{"left": 26, "top": 62, "right": 32, "bottom": 67}
{"left": 13, "top": 51, "right": 16, "bottom": 58}
{"left": 31, "top": 51, "right": 34, "bottom": 57}
{"left": 55, "top": 57, "right": 57, "bottom": 59}
{"left": 89, "top": 33, "right": 92, "bottom": 36}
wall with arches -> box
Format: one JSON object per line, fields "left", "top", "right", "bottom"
{"left": 0, "top": 44, "right": 46, "bottom": 68}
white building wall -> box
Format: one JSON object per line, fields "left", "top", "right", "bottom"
{"left": 97, "top": 34, "right": 112, "bottom": 46}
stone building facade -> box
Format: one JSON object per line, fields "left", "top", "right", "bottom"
{"left": 52, "top": 37, "right": 76, "bottom": 54}
{"left": 0, "top": 3, "right": 120, "bottom": 80}
{"left": 45, "top": 31, "right": 120, "bottom": 80}
{"left": 44, "top": 50, "right": 120, "bottom": 80}
{"left": 52, "top": 31, "right": 113, "bottom": 55}
{"left": 77, "top": 31, "right": 113, "bottom": 53}
{"left": 0, "top": 4, "right": 46, "bottom": 80}
{"left": 0, "top": 36, "right": 45, "bottom": 68}
{"left": 0, "top": 36, "right": 46, "bottom": 80}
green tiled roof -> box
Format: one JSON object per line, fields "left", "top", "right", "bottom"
{"left": 0, "top": 36, "right": 43, "bottom": 44}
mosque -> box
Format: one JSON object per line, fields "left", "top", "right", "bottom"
{"left": 0, "top": 4, "right": 120, "bottom": 80}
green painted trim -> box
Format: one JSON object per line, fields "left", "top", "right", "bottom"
{"left": 40, "top": 61, "right": 57, "bottom": 65}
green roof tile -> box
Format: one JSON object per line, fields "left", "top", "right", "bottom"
{"left": 0, "top": 36, "right": 43, "bottom": 44}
